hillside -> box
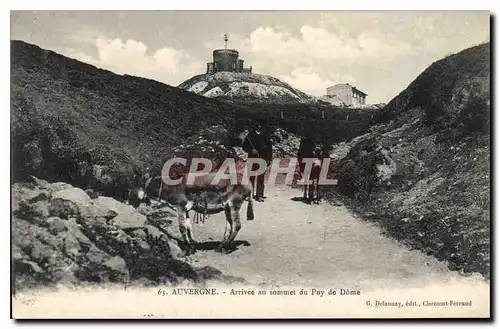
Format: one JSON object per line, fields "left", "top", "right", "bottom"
{"left": 10, "top": 40, "right": 380, "bottom": 291}
{"left": 10, "top": 40, "right": 258, "bottom": 290}
{"left": 11, "top": 40, "right": 379, "bottom": 199}
{"left": 378, "top": 42, "right": 490, "bottom": 128}
{"left": 11, "top": 40, "right": 257, "bottom": 198}
{"left": 331, "top": 42, "right": 491, "bottom": 277}
{"left": 178, "top": 72, "right": 315, "bottom": 104}
{"left": 10, "top": 38, "right": 490, "bottom": 293}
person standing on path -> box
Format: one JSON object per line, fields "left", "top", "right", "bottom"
{"left": 297, "top": 134, "right": 317, "bottom": 180}
{"left": 242, "top": 121, "right": 273, "bottom": 202}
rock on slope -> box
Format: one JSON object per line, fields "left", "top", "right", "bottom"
{"left": 178, "top": 72, "right": 315, "bottom": 104}
{"left": 332, "top": 43, "right": 491, "bottom": 277}
{"left": 12, "top": 176, "right": 243, "bottom": 291}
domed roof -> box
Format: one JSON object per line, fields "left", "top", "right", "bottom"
{"left": 213, "top": 48, "right": 239, "bottom": 55}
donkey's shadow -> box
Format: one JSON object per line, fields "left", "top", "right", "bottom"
{"left": 149, "top": 221, "right": 251, "bottom": 255}
{"left": 174, "top": 237, "right": 251, "bottom": 254}
{"left": 195, "top": 240, "right": 251, "bottom": 253}
{"left": 290, "top": 196, "right": 319, "bottom": 205}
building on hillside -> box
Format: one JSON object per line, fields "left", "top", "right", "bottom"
{"left": 206, "top": 34, "right": 253, "bottom": 74}
{"left": 326, "top": 83, "right": 367, "bottom": 106}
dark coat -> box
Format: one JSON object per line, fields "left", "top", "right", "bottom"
{"left": 242, "top": 130, "right": 273, "bottom": 162}
{"left": 298, "top": 137, "right": 317, "bottom": 162}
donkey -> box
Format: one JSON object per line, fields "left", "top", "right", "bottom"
{"left": 132, "top": 171, "right": 254, "bottom": 252}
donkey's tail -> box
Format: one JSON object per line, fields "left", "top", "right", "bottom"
{"left": 246, "top": 185, "right": 254, "bottom": 221}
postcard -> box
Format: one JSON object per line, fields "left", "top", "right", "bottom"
{"left": 10, "top": 9, "right": 491, "bottom": 319}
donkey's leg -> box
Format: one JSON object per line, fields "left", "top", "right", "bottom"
{"left": 176, "top": 205, "right": 191, "bottom": 245}
{"left": 217, "top": 204, "right": 233, "bottom": 251}
{"left": 223, "top": 203, "right": 233, "bottom": 243}
{"left": 222, "top": 217, "right": 231, "bottom": 244}
{"left": 225, "top": 200, "right": 242, "bottom": 245}
{"left": 185, "top": 214, "right": 198, "bottom": 246}
{"left": 248, "top": 176, "right": 255, "bottom": 199}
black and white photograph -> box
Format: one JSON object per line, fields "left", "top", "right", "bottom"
{"left": 9, "top": 9, "right": 491, "bottom": 319}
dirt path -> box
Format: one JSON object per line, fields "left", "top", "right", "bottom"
{"left": 187, "top": 185, "right": 485, "bottom": 291}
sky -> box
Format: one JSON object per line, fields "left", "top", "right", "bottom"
{"left": 10, "top": 10, "right": 490, "bottom": 104}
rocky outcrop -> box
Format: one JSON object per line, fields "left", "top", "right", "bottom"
{"left": 270, "top": 127, "right": 301, "bottom": 158}
{"left": 161, "top": 124, "right": 301, "bottom": 172}
{"left": 235, "top": 127, "right": 301, "bottom": 160}
{"left": 92, "top": 196, "right": 146, "bottom": 229}
{"left": 12, "top": 177, "right": 242, "bottom": 291}
{"left": 172, "top": 125, "right": 238, "bottom": 165}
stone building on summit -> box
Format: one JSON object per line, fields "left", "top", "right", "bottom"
{"left": 206, "top": 34, "right": 252, "bottom": 74}
{"left": 326, "top": 83, "right": 367, "bottom": 106}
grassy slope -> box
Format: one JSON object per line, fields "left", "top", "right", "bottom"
{"left": 11, "top": 40, "right": 254, "bottom": 197}
{"left": 333, "top": 43, "right": 491, "bottom": 277}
